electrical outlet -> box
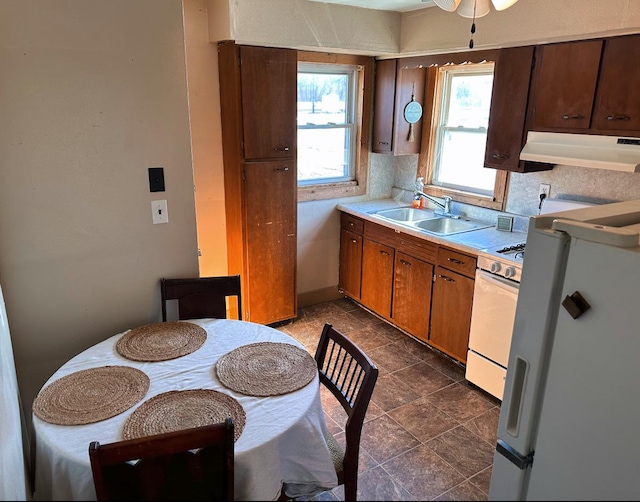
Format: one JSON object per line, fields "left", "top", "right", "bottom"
{"left": 539, "top": 183, "right": 551, "bottom": 200}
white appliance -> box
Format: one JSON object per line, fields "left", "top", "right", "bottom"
{"left": 520, "top": 131, "right": 640, "bottom": 172}
{"left": 489, "top": 199, "right": 640, "bottom": 500}
{"left": 465, "top": 241, "right": 524, "bottom": 400}
{"left": 466, "top": 198, "right": 594, "bottom": 400}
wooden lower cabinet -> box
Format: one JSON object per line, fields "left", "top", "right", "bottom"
{"left": 338, "top": 214, "right": 476, "bottom": 364}
{"left": 339, "top": 228, "right": 363, "bottom": 300}
{"left": 429, "top": 266, "right": 475, "bottom": 362}
{"left": 360, "top": 238, "right": 394, "bottom": 317}
{"left": 391, "top": 252, "right": 433, "bottom": 342}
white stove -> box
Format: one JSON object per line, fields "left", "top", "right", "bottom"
{"left": 477, "top": 242, "right": 526, "bottom": 283}
{"left": 467, "top": 198, "right": 599, "bottom": 400}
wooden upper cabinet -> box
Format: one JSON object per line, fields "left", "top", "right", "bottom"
{"left": 530, "top": 39, "right": 603, "bottom": 131}
{"left": 372, "top": 59, "right": 397, "bottom": 153}
{"left": 592, "top": 35, "right": 640, "bottom": 133}
{"left": 484, "top": 45, "right": 548, "bottom": 172}
{"left": 371, "top": 60, "right": 425, "bottom": 155}
{"left": 393, "top": 66, "right": 426, "bottom": 155}
{"left": 240, "top": 46, "right": 297, "bottom": 160}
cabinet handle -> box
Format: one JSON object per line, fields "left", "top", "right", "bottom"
{"left": 561, "top": 114, "right": 584, "bottom": 120}
{"left": 439, "top": 274, "right": 455, "bottom": 282}
{"left": 377, "top": 142, "right": 389, "bottom": 145}
{"left": 274, "top": 146, "right": 290, "bottom": 152}
{"left": 606, "top": 114, "right": 631, "bottom": 121}
{"left": 274, "top": 167, "right": 290, "bottom": 172}
{"left": 379, "top": 250, "right": 390, "bottom": 256}
{"left": 492, "top": 153, "right": 509, "bottom": 159}
{"left": 447, "top": 257, "right": 464, "bottom": 265}
{"left": 400, "top": 259, "right": 411, "bottom": 266}
{"left": 350, "top": 238, "right": 358, "bottom": 243}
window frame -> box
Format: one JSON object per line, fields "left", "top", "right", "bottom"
{"left": 418, "top": 63, "right": 509, "bottom": 211}
{"left": 297, "top": 51, "right": 373, "bottom": 202}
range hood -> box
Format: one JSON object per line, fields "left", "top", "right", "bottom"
{"left": 519, "top": 131, "right": 640, "bottom": 172}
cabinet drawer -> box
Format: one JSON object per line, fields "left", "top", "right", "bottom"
{"left": 341, "top": 212, "right": 364, "bottom": 235}
{"left": 438, "top": 247, "right": 477, "bottom": 278}
{"left": 364, "top": 220, "right": 437, "bottom": 263}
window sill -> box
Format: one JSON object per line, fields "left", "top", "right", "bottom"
{"left": 298, "top": 181, "right": 365, "bottom": 202}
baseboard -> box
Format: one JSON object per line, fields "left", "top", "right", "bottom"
{"left": 297, "top": 286, "right": 344, "bottom": 308}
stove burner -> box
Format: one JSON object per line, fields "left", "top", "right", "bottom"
{"left": 496, "top": 243, "right": 526, "bottom": 254}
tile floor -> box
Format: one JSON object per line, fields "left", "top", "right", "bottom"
{"left": 276, "top": 296, "right": 501, "bottom": 501}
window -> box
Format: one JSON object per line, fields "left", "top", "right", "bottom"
{"left": 298, "top": 63, "right": 357, "bottom": 185}
{"left": 297, "top": 52, "right": 372, "bottom": 201}
{"left": 420, "top": 62, "right": 509, "bottom": 210}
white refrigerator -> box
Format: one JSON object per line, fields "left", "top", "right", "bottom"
{"left": 489, "top": 199, "right": 640, "bottom": 500}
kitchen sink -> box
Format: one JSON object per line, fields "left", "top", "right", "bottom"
{"left": 409, "top": 217, "right": 489, "bottom": 235}
{"left": 373, "top": 207, "right": 435, "bottom": 222}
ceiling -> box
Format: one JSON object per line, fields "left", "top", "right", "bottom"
{"left": 306, "top": 0, "right": 435, "bottom": 13}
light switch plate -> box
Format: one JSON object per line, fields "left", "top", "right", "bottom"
{"left": 151, "top": 200, "right": 168, "bottom": 224}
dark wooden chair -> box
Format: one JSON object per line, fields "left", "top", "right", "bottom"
{"left": 160, "top": 275, "right": 242, "bottom": 321}
{"left": 89, "top": 418, "right": 235, "bottom": 501}
{"left": 314, "top": 323, "right": 379, "bottom": 502}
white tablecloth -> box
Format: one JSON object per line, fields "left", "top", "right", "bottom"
{"left": 32, "top": 319, "right": 338, "bottom": 501}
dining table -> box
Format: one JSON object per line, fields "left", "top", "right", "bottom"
{"left": 31, "top": 318, "right": 338, "bottom": 501}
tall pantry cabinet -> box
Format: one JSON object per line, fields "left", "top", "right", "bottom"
{"left": 218, "top": 42, "right": 298, "bottom": 325}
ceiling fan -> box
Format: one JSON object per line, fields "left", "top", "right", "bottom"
{"left": 424, "top": 0, "right": 519, "bottom": 48}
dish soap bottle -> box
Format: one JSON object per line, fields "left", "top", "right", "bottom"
{"left": 413, "top": 177, "right": 424, "bottom": 208}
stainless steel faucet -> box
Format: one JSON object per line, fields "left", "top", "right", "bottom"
{"left": 414, "top": 190, "right": 459, "bottom": 218}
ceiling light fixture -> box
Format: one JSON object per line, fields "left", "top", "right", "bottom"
{"left": 429, "top": 0, "right": 519, "bottom": 49}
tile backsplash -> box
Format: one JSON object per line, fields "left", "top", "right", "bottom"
{"left": 371, "top": 153, "right": 640, "bottom": 231}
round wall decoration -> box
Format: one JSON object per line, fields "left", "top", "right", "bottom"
{"left": 403, "top": 100, "right": 423, "bottom": 124}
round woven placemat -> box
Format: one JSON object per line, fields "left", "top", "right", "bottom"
{"left": 32, "top": 366, "right": 150, "bottom": 426}
{"left": 122, "top": 389, "right": 246, "bottom": 441}
{"left": 216, "top": 342, "right": 317, "bottom": 396}
{"left": 116, "top": 322, "right": 207, "bottom": 362}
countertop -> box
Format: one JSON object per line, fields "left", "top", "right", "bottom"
{"left": 337, "top": 199, "right": 528, "bottom": 257}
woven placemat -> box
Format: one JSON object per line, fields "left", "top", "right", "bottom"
{"left": 122, "top": 389, "right": 246, "bottom": 441}
{"left": 216, "top": 342, "right": 317, "bottom": 397}
{"left": 116, "top": 322, "right": 207, "bottom": 362}
{"left": 33, "top": 366, "right": 150, "bottom": 426}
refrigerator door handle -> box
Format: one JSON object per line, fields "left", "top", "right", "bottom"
{"left": 496, "top": 439, "right": 534, "bottom": 470}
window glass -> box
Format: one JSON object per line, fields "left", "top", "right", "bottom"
{"left": 297, "top": 64, "right": 357, "bottom": 186}
{"left": 432, "top": 65, "right": 495, "bottom": 196}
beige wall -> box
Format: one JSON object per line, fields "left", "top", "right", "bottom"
{"left": 401, "top": 0, "right": 640, "bottom": 56}
{"left": 184, "top": 0, "right": 228, "bottom": 276}
{"left": 0, "top": 0, "right": 199, "bottom": 425}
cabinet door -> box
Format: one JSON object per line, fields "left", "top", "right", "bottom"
{"left": 339, "top": 228, "right": 363, "bottom": 300}
{"left": 240, "top": 46, "right": 297, "bottom": 160}
{"left": 592, "top": 35, "right": 640, "bottom": 132}
{"left": 372, "top": 59, "right": 397, "bottom": 154}
{"left": 430, "top": 266, "right": 474, "bottom": 362}
{"left": 393, "top": 66, "right": 426, "bottom": 155}
{"left": 484, "top": 46, "right": 543, "bottom": 172}
{"left": 243, "top": 161, "right": 297, "bottom": 324}
{"left": 391, "top": 252, "right": 433, "bottom": 342}
{"left": 531, "top": 40, "right": 602, "bottom": 131}
{"left": 361, "top": 238, "right": 394, "bottom": 318}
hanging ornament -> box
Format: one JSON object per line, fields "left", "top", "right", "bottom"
{"left": 403, "top": 83, "right": 423, "bottom": 143}
{"left": 469, "top": 0, "right": 477, "bottom": 49}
